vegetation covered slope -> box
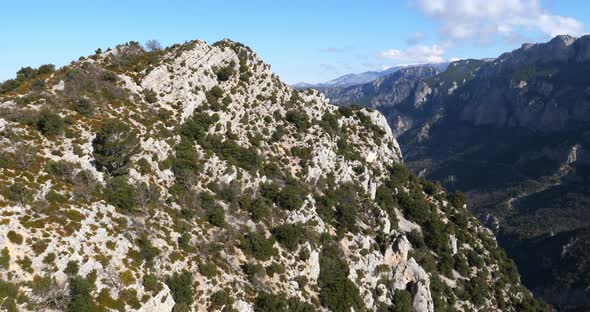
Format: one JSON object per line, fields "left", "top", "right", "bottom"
{"left": 317, "top": 34, "right": 590, "bottom": 311}
{"left": 0, "top": 39, "right": 547, "bottom": 311}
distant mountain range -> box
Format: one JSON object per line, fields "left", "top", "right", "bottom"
{"left": 293, "top": 63, "right": 448, "bottom": 89}
{"left": 318, "top": 34, "right": 590, "bottom": 311}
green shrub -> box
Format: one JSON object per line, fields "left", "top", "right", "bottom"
{"left": 262, "top": 178, "right": 306, "bottom": 211}
{"left": 207, "top": 205, "right": 225, "bottom": 227}
{"left": 266, "top": 262, "right": 286, "bottom": 277}
{"left": 407, "top": 229, "right": 425, "bottom": 249}
{"left": 166, "top": 270, "right": 193, "bottom": 308}
{"left": 240, "top": 232, "right": 277, "bottom": 260}
{"left": 0, "top": 279, "right": 18, "bottom": 312}
{"left": 392, "top": 289, "right": 412, "bottom": 312}
{"left": 7, "top": 182, "right": 33, "bottom": 206}
{"left": 397, "top": 191, "right": 430, "bottom": 225}
{"left": 92, "top": 119, "right": 140, "bottom": 175}
{"left": 285, "top": 110, "right": 310, "bottom": 131}
{"left": 272, "top": 223, "right": 308, "bottom": 251}
{"left": 64, "top": 260, "right": 80, "bottom": 276}
{"left": 375, "top": 184, "right": 399, "bottom": 227}
{"left": 448, "top": 191, "right": 466, "bottom": 209}
{"left": 318, "top": 243, "right": 363, "bottom": 312}
{"left": 199, "top": 262, "right": 218, "bottom": 277}
{"left": 179, "top": 111, "right": 219, "bottom": 143}
{"left": 75, "top": 98, "right": 96, "bottom": 116}
{"left": 254, "top": 292, "right": 316, "bottom": 312}
{"left": 105, "top": 176, "right": 138, "bottom": 212}
{"left": 6, "top": 231, "right": 23, "bottom": 244}
{"left": 46, "top": 160, "right": 77, "bottom": 183}
{"left": 241, "top": 263, "right": 265, "bottom": 282}
{"left": 37, "top": 111, "right": 65, "bottom": 136}
{"left": 178, "top": 233, "right": 192, "bottom": 251}
{"left": 203, "top": 134, "right": 260, "bottom": 172}
{"left": 239, "top": 196, "right": 272, "bottom": 222}
{"left": 142, "top": 274, "right": 163, "bottom": 294}
{"left": 209, "top": 86, "right": 224, "bottom": 99}
{"left": 137, "top": 234, "right": 160, "bottom": 265}
{"left": 142, "top": 89, "right": 158, "bottom": 103}
{"left": 67, "top": 276, "right": 97, "bottom": 312}
{"left": 0, "top": 248, "right": 9, "bottom": 268}
{"left": 216, "top": 65, "right": 235, "bottom": 82}
{"left": 210, "top": 289, "right": 234, "bottom": 309}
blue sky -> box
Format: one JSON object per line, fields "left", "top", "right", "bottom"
{"left": 1, "top": 1, "right": 589, "bottom": 84}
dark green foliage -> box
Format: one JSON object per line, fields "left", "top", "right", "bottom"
{"left": 453, "top": 254, "right": 470, "bottom": 276}
{"left": 0, "top": 64, "right": 55, "bottom": 94}
{"left": 207, "top": 205, "right": 225, "bottom": 227}
{"left": 375, "top": 184, "right": 399, "bottom": 227}
{"left": 338, "top": 106, "right": 353, "bottom": 118}
{"left": 137, "top": 234, "right": 160, "bottom": 265}
{"left": 462, "top": 272, "right": 489, "bottom": 306}
{"left": 170, "top": 138, "right": 200, "bottom": 190}
{"left": 392, "top": 289, "right": 412, "bottom": 312}
{"left": 7, "top": 182, "right": 33, "bottom": 206}
{"left": 142, "top": 89, "right": 158, "bottom": 103}
{"left": 274, "top": 179, "right": 306, "bottom": 211}
{"left": 67, "top": 276, "right": 97, "bottom": 312}
{"left": 317, "top": 183, "right": 360, "bottom": 234}
{"left": 142, "top": 274, "right": 163, "bottom": 294}
{"left": 209, "top": 85, "right": 224, "bottom": 99}
{"left": 422, "top": 217, "right": 447, "bottom": 254}
{"left": 437, "top": 253, "right": 454, "bottom": 277}
{"left": 37, "top": 110, "right": 65, "bottom": 136}
{"left": 285, "top": 110, "right": 310, "bottom": 131}
{"left": 211, "top": 289, "right": 234, "bottom": 309}
{"left": 266, "top": 262, "right": 286, "bottom": 276}
{"left": 75, "top": 98, "right": 95, "bottom": 116}
{"left": 272, "top": 223, "right": 308, "bottom": 251}
{"left": 92, "top": 119, "right": 140, "bottom": 176}
{"left": 239, "top": 196, "right": 272, "bottom": 222}
{"left": 64, "top": 260, "right": 80, "bottom": 276}
{"left": 430, "top": 275, "right": 455, "bottom": 312}
{"left": 178, "top": 233, "right": 192, "bottom": 251}
{"left": 203, "top": 134, "right": 260, "bottom": 172}
{"left": 0, "top": 248, "right": 9, "bottom": 268}
{"left": 240, "top": 232, "right": 277, "bottom": 260}
{"left": 407, "top": 229, "right": 425, "bottom": 249}
{"left": 46, "top": 160, "right": 77, "bottom": 183}
{"left": 397, "top": 190, "right": 430, "bottom": 225}
{"left": 447, "top": 191, "right": 465, "bottom": 209}
{"left": 387, "top": 163, "right": 412, "bottom": 188}
{"left": 105, "top": 176, "right": 138, "bottom": 212}
{"left": 241, "top": 263, "right": 265, "bottom": 282}
{"left": 318, "top": 243, "right": 364, "bottom": 312}
{"left": 166, "top": 270, "right": 193, "bottom": 309}
{"left": 0, "top": 279, "right": 18, "bottom": 312}
{"left": 254, "top": 292, "right": 316, "bottom": 312}
{"left": 319, "top": 110, "right": 340, "bottom": 134}
{"left": 216, "top": 65, "right": 235, "bottom": 82}
{"left": 6, "top": 231, "right": 23, "bottom": 244}
{"left": 199, "top": 262, "right": 218, "bottom": 277}
{"left": 179, "top": 111, "right": 219, "bottom": 143}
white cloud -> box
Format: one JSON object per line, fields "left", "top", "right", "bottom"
{"left": 380, "top": 44, "right": 446, "bottom": 63}
{"left": 413, "top": 0, "right": 584, "bottom": 42}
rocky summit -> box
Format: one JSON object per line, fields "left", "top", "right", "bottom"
{"left": 0, "top": 39, "right": 548, "bottom": 311}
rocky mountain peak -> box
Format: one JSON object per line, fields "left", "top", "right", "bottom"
{"left": 0, "top": 38, "right": 548, "bottom": 312}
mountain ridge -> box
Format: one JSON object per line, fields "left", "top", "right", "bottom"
{"left": 0, "top": 38, "right": 548, "bottom": 312}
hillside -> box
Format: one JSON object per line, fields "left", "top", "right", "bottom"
{"left": 318, "top": 35, "right": 590, "bottom": 311}
{"left": 0, "top": 39, "right": 548, "bottom": 311}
